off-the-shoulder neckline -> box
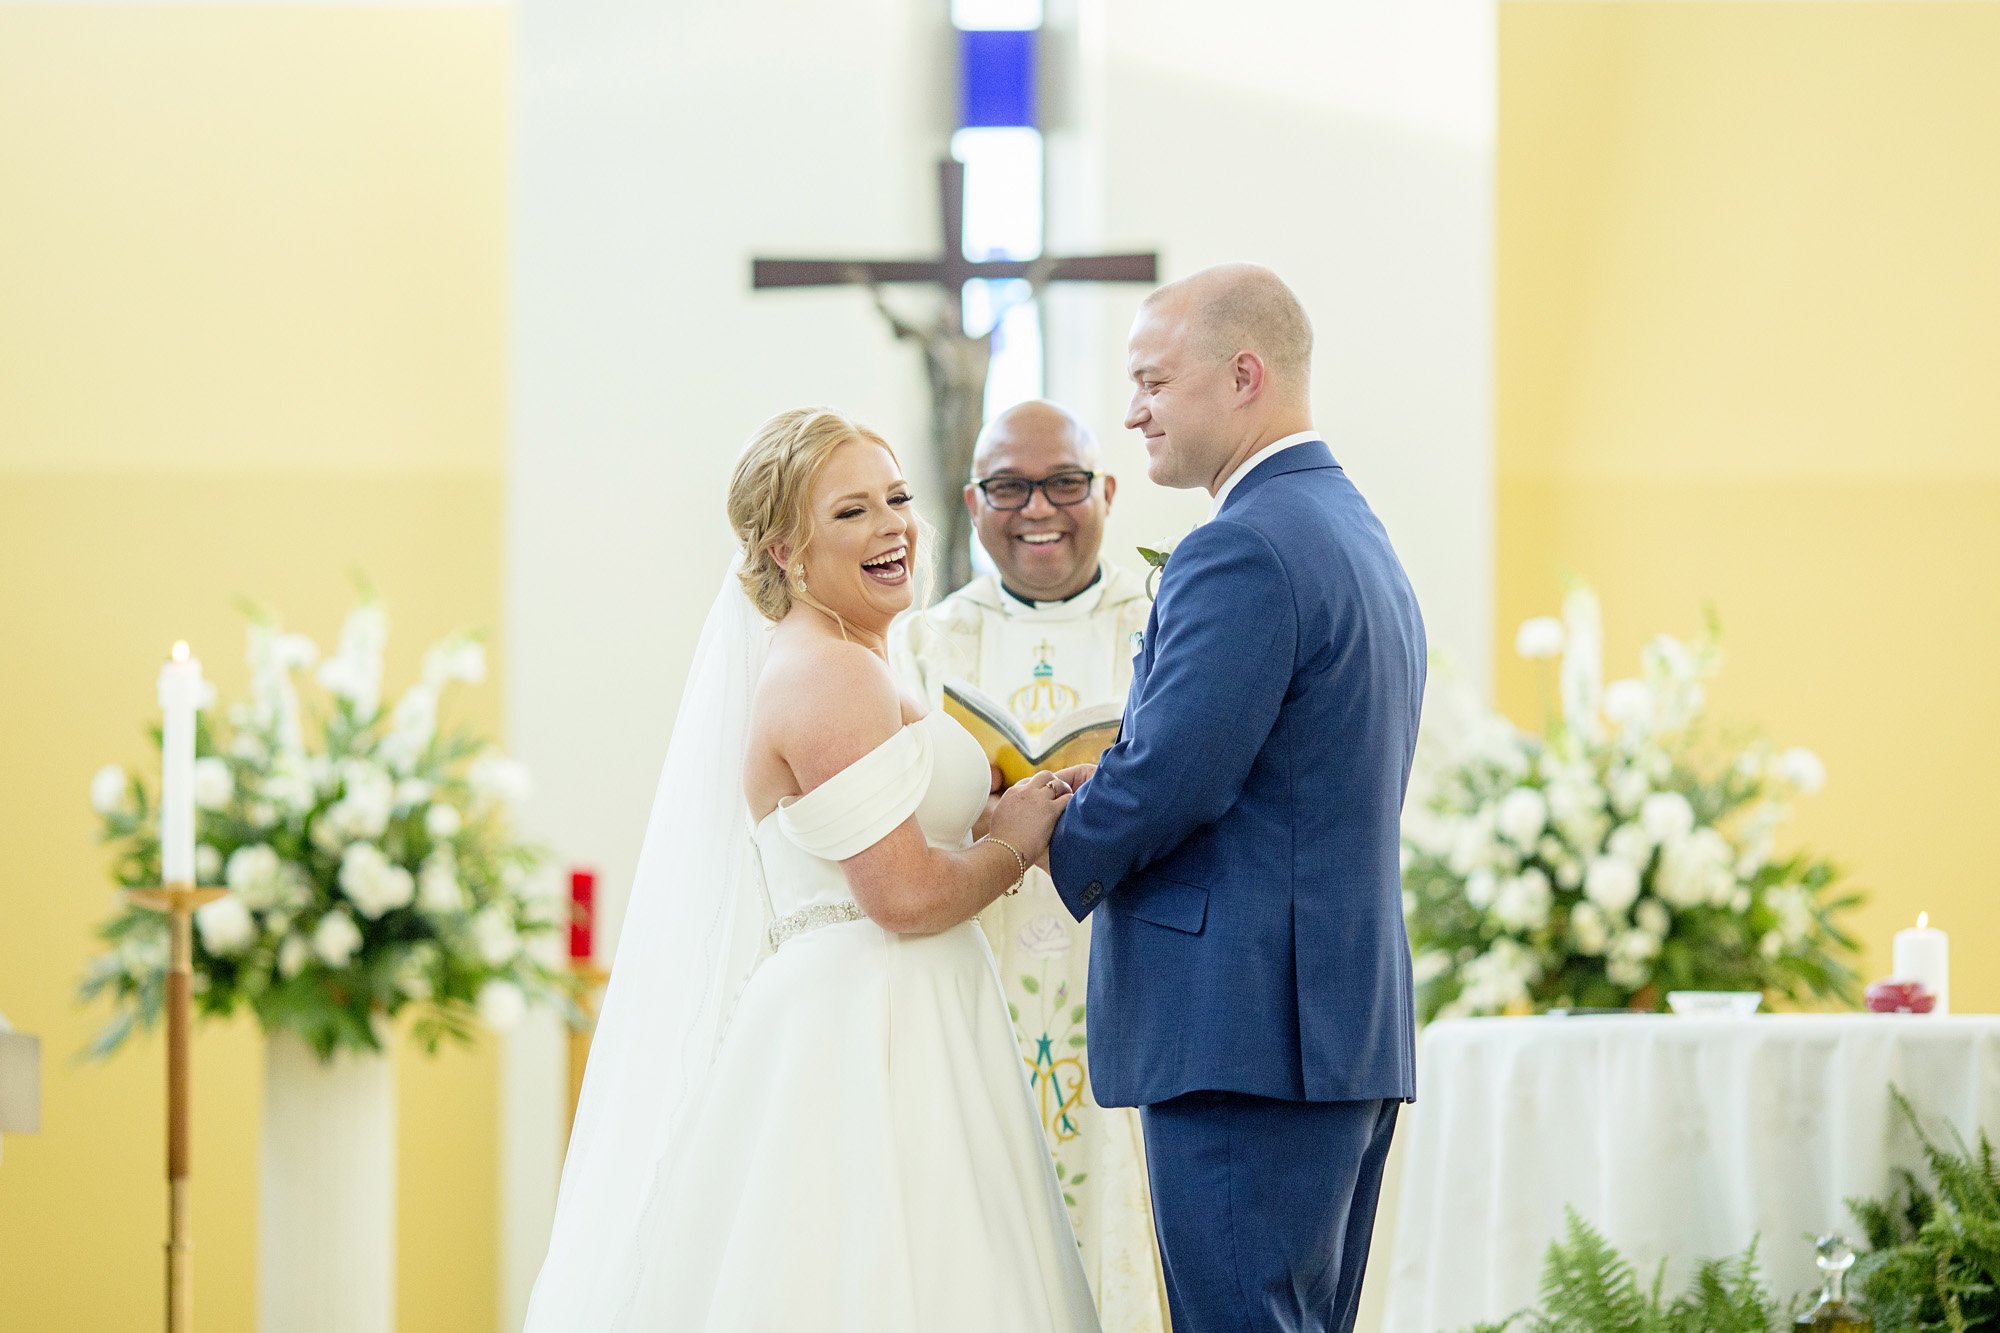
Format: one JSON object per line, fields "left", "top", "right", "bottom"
{"left": 751, "top": 714, "right": 929, "bottom": 829}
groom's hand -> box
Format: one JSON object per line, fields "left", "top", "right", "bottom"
{"left": 1051, "top": 762, "right": 1097, "bottom": 792}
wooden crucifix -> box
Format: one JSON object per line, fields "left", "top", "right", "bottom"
{"left": 753, "top": 158, "right": 1158, "bottom": 590}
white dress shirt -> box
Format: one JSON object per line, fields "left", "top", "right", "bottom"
{"left": 1204, "top": 430, "right": 1323, "bottom": 521}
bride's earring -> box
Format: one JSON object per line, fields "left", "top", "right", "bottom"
{"left": 792, "top": 566, "right": 808, "bottom": 594}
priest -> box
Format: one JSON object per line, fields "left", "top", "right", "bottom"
{"left": 891, "top": 399, "right": 1166, "bottom": 1331}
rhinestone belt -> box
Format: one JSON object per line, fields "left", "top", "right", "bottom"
{"left": 768, "top": 900, "right": 867, "bottom": 951}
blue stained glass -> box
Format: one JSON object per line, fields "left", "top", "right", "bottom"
{"left": 959, "top": 28, "right": 1036, "bottom": 129}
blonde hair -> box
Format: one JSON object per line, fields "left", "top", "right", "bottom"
{"left": 727, "top": 407, "right": 917, "bottom": 626}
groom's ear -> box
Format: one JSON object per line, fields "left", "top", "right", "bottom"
{"left": 1232, "top": 350, "right": 1269, "bottom": 400}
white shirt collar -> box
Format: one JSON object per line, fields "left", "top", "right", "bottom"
{"left": 1204, "top": 430, "right": 1323, "bottom": 521}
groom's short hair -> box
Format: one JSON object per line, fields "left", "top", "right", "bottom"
{"left": 1144, "top": 263, "right": 1314, "bottom": 387}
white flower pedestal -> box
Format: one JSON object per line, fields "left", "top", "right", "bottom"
{"left": 258, "top": 1030, "right": 396, "bottom": 1333}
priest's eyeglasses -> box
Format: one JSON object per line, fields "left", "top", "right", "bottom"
{"left": 972, "top": 470, "right": 1098, "bottom": 511}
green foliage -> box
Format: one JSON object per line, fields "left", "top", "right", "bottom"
{"left": 1472, "top": 1208, "right": 1784, "bottom": 1320}
{"left": 1847, "top": 1089, "right": 2000, "bottom": 1333}
{"left": 81, "top": 596, "right": 576, "bottom": 1063}
{"left": 1464, "top": 1209, "right": 1778, "bottom": 1333}
{"left": 1404, "top": 587, "right": 1860, "bottom": 1021}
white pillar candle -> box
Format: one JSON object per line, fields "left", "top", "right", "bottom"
{"left": 1892, "top": 911, "right": 1950, "bottom": 1015}
{"left": 157, "top": 642, "right": 205, "bottom": 886}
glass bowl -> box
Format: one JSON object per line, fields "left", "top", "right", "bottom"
{"left": 1666, "top": 990, "right": 1763, "bottom": 1018}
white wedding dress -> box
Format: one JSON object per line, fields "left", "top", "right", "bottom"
{"left": 608, "top": 709, "right": 1102, "bottom": 1330}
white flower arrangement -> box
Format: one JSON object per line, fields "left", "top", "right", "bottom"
{"left": 83, "top": 590, "right": 574, "bottom": 1061}
{"left": 1402, "top": 586, "right": 1861, "bottom": 1021}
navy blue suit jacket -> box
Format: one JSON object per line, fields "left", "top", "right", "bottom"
{"left": 1048, "top": 441, "right": 1425, "bottom": 1107}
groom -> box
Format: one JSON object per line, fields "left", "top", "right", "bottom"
{"left": 1048, "top": 263, "right": 1425, "bottom": 1333}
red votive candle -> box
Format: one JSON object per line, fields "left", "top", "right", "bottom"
{"left": 569, "top": 868, "right": 596, "bottom": 962}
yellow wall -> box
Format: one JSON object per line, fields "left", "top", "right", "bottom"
{"left": 1498, "top": 3, "right": 2000, "bottom": 1012}
{"left": 0, "top": 8, "right": 509, "bottom": 1330}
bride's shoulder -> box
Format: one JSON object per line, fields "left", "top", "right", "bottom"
{"left": 756, "top": 638, "right": 911, "bottom": 787}
{"left": 757, "top": 634, "right": 897, "bottom": 723}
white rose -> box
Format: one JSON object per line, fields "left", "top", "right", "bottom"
{"left": 194, "top": 896, "right": 258, "bottom": 956}
{"left": 1465, "top": 869, "right": 1498, "bottom": 911}
{"left": 1515, "top": 617, "right": 1565, "bottom": 661}
{"left": 1016, "top": 915, "right": 1073, "bottom": 961}
{"left": 1779, "top": 747, "right": 1826, "bottom": 795}
{"left": 1584, "top": 856, "right": 1641, "bottom": 915}
{"left": 1760, "top": 930, "right": 1785, "bottom": 961}
{"left": 1412, "top": 950, "right": 1452, "bottom": 985}
{"left": 1635, "top": 897, "right": 1671, "bottom": 939}
{"left": 424, "top": 804, "right": 463, "bottom": 840}
{"left": 1493, "top": 869, "right": 1553, "bottom": 932}
{"left": 1554, "top": 858, "right": 1584, "bottom": 890}
{"left": 338, "top": 842, "right": 415, "bottom": 919}
{"left": 1447, "top": 809, "right": 1499, "bottom": 877}
{"left": 1602, "top": 679, "right": 1653, "bottom": 730}
{"left": 277, "top": 934, "right": 311, "bottom": 979}
{"left": 312, "top": 911, "right": 364, "bottom": 969}
{"left": 1656, "top": 828, "right": 1731, "bottom": 909}
{"left": 422, "top": 638, "right": 487, "bottom": 688}
{"left": 263, "top": 758, "right": 317, "bottom": 816}
{"left": 470, "top": 906, "right": 520, "bottom": 966}
{"left": 327, "top": 761, "right": 395, "bottom": 841}
{"left": 194, "top": 844, "right": 223, "bottom": 883}
{"left": 1606, "top": 823, "right": 1653, "bottom": 869}
{"left": 417, "top": 851, "right": 467, "bottom": 915}
{"left": 192, "top": 757, "right": 233, "bottom": 811}
{"left": 225, "top": 844, "right": 307, "bottom": 911}
{"left": 476, "top": 979, "right": 527, "bottom": 1031}
{"left": 1569, "top": 901, "right": 1609, "bottom": 955}
{"left": 1766, "top": 884, "right": 1816, "bottom": 947}
{"left": 396, "top": 949, "right": 436, "bottom": 1001}
{"left": 1640, "top": 792, "right": 1695, "bottom": 845}
{"left": 1608, "top": 767, "right": 1650, "bottom": 816}
{"left": 1496, "top": 788, "right": 1549, "bottom": 849}
{"left": 468, "top": 753, "right": 532, "bottom": 809}
{"left": 1643, "top": 634, "right": 1696, "bottom": 682}
{"left": 1606, "top": 930, "right": 1659, "bottom": 987}
{"left": 90, "top": 764, "right": 128, "bottom": 815}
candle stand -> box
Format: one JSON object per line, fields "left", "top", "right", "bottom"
{"left": 126, "top": 882, "right": 226, "bottom": 1333}
{"left": 565, "top": 961, "right": 611, "bottom": 1136}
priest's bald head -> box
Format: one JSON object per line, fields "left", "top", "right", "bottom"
{"left": 964, "top": 399, "right": 1116, "bottom": 603}
{"left": 1124, "top": 262, "right": 1315, "bottom": 493}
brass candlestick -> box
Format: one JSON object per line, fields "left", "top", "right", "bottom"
{"left": 565, "top": 961, "right": 611, "bottom": 1137}
{"left": 125, "top": 883, "right": 226, "bottom": 1333}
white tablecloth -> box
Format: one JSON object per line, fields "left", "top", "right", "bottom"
{"left": 1383, "top": 1014, "right": 2000, "bottom": 1333}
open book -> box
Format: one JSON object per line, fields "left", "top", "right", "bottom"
{"left": 941, "top": 679, "right": 1122, "bottom": 786}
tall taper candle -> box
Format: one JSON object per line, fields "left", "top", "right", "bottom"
{"left": 157, "top": 642, "right": 204, "bottom": 885}
{"left": 1892, "top": 911, "right": 1949, "bottom": 1015}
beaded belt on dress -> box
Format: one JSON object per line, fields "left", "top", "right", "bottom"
{"left": 768, "top": 900, "right": 866, "bottom": 951}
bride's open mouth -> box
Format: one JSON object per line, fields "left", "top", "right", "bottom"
{"left": 861, "top": 544, "right": 909, "bottom": 585}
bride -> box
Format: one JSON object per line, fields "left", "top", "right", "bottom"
{"left": 525, "top": 409, "right": 1102, "bottom": 1330}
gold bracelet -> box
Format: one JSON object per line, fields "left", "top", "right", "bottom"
{"left": 984, "top": 836, "right": 1028, "bottom": 896}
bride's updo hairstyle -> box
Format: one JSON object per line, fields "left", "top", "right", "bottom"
{"left": 728, "top": 407, "right": 904, "bottom": 624}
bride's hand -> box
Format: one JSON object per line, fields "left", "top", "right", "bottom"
{"left": 988, "top": 770, "right": 1073, "bottom": 861}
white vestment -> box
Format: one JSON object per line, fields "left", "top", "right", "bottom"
{"left": 891, "top": 563, "right": 1170, "bottom": 1333}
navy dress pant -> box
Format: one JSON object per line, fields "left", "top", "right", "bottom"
{"left": 1139, "top": 1092, "right": 1400, "bottom": 1333}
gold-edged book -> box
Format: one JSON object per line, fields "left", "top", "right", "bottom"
{"left": 941, "top": 679, "right": 1121, "bottom": 786}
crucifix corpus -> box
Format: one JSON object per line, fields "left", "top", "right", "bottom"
{"left": 752, "top": 158, "right": 1159, "bottom": 590}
